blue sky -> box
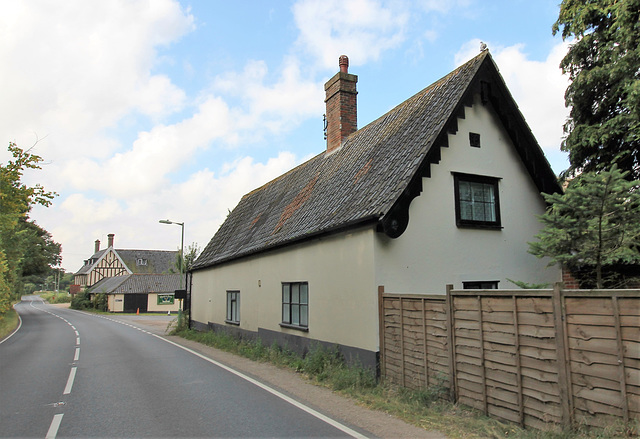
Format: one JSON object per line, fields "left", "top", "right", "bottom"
{"left": 1, "top": 0, "right": 571, "bottom": 272}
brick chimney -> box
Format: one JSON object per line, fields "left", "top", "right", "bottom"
{"left": 108, "top": 233, "right": 114, "bottom": 248}
{"left": 94, "top": 239, "right": 100, "bottom": 253}
{"left": 324, "top": 55, "right": 357, "bottom": 152}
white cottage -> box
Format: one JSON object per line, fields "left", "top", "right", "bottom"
{"left": 190, "top": 51, "right": 562, "bottom": 368}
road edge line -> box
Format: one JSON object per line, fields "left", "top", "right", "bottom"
{"left": 151, "top": 333, "right": 369, "bottom": 439}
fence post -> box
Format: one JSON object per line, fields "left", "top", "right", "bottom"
{"left": 399, "top": 296, "right": 406, "bottom": 387}
{"left": 611, "top": 296, "right": 629, "bottom": 422}
{"left": 378, "top": 285, "right": 385, "bottom": 380}
{"left": 445, "top": 284, "right": 457, "bottom": 402}
{"left": 552, "top": 282, "right": 573, "bottom": 426}
{"left": 421, "top": 298, "right": 430, "bottom": 388}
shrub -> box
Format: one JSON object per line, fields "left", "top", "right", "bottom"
{"left": 70, "top": 291, "right": 91, "bottom": 310}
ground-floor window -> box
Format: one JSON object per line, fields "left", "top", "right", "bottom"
{"left": 281, "top": 282, "right": 308, "bottom": 329}
{"left": 226, "top": 290, "right": 240, "bottom": 324}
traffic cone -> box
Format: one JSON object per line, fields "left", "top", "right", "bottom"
{"left": 136, "top": 308, "right": 139, "bottom": 315}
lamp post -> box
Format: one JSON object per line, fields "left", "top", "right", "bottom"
{"left": 159, "top": 219, "right": 185, "bottom": 317}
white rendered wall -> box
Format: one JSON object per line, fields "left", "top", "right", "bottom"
{"left": 374, "top": 93, "right": 561, "bottom": 294}
{"left": 191, "top": 227, "right": 379, "bottom": 352}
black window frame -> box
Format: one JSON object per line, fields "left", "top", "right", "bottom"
{"left": 469, "top": 132, "right": 481, "bottom": 148}
{"left": 453, "top": 173, "right": 502, "bottom": 229}
{"left": 226, "top": 290, "right": 240, "bottom": 325}
{"left": 463, "top": 281, "right": 500, "bottom": 289}
{"left": 280, "top": 282, "right": 309, "bottom": 331}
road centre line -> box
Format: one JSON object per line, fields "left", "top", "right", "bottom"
{"left": 74, "top": 347, "right": 80, "bottom": 361}
{"left": 46, "top": 414, "right": 64, "bottom": 439}
{"left": 63, "top": 367, "right": 77, "bottom": 395}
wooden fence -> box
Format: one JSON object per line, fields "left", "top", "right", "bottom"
{"left": 378, "top": 284, "right": 639, "bottom": 430}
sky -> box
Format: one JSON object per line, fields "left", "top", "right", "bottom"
{"left": 1, "top": 0, "right": 572, "bottom": 273}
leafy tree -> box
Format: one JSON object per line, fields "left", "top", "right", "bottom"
{"left": 529, "top": 166, "right": 640, "bottom": 288}
{"left": 553, "top": 0, "right": 640, "bottom": 180}
{"left": 0, "top": 142, "right": 58, "bottom": 311}
{"left": 171, "top": 242, "right": 201, "bottom": 274}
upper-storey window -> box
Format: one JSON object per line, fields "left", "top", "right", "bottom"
{"left": 453, "top": 173, "right": 501, "bottom": 229}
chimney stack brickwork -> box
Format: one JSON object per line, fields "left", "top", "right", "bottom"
{"left": 95, "top": 240, "right": 100, "bottom": 254}
{"left": 324, "top": 55, "right": 357, "bottom": 152}
{"left": 108, "top": 233, "right": 115, "bottom": 248}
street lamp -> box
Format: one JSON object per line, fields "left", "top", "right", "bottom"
{"left": 159, "top": 219, "right": 185, "bottom": 317}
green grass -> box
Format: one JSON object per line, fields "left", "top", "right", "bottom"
{"left": 39, "top": 292, "right": 72, "bottom": 304}
{"left": 174, "top": 327, "right": 638, "bottom": 439}
{"left": 0, "top": 308, "right": 19, "bottom": 340}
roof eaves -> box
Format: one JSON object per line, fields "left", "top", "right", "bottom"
{"left": 191, "top": 215, "right": 380, "bottom": 271}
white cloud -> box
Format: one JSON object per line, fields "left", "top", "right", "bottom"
{"left": 292, "top": 0, "right": 409, "bottom": 68}
{"left": 455, "top": 39, "right": 570, "bottom": 169}
{"left": 42, "top": 151, "right": 300, "bottom": 271}
{"left": 0, "top": 0, "right": 194, "bottom": 163}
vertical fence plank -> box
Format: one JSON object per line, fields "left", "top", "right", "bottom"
{"left": 552, "top": 283, "right": 572, "bottom": 426}
{"left": 421, "top": 298, "right": 429, "bottom": 388}
{"left": 512, "top": 295, "right": 524, "bottom": 426}
{"left": 477, "top": 295, "right": 488, "bottom": 415}
{"left": 378, "top": 285, "right": 385, "bottom": 380}
{"left": 612, "top": 296, "right": 629, "bottom": 422}
{"left": 446, "top": 284, "right": 457, "bottom": 402}
{"left": 400, "top": 296, "right": 405, "bottom": 388}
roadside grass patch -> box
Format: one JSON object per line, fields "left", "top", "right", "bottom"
{"left": 39, "top": 292, "right": 72, "bottom": 304}
{"left": 174, "top": 327, "right": 637, "bottom": 439}
{"left": 0, "top": 308, "right": 19, "bottom": 340}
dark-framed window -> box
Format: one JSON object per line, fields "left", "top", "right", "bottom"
{"left": 469, "top": 132, "right": 481, "bottom": 148}
{"left": 453, "top": 173, "right": 501, "bottom": 229}
{"left": 463, "top": 281, "right": 499, "bottom": 289}
{"left": 226, "top": 290, "right": 240, "bottom": 324}
{"left": 281, "top": 282, "right": 308, "bottom": 330}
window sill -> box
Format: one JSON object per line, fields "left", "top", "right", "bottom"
{"left": 279, "top": 323, "right": 309, "bottom": 332}
{"left": 225, "top": 320, "right": 240, "bottom": 326}
{"left": 456, "top": 223, "right": 503, "bottom": 230}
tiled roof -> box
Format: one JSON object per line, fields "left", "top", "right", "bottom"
{"left": 193, "top": 51, "right": 560, "bottom": 270}
{"left": 89, "top": 274, "right": 182, "bottom": 295}
{"left": 117, "top": 249, "right": 179, "bottom": 274}
{"left": 74, "top": 248, "right": 178, "bottom": 275}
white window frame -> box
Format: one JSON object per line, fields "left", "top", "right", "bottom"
{"left": 226, "top": 290, "right": 240, "bottom": 324}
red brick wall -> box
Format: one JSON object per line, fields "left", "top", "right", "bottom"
{"left": 324, "top": 71, "right": 357, "bottom": 152}
{"left": 562, "top": 267, "right": 580, "bottom": 289}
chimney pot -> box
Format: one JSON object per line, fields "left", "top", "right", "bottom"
{"left": 95, "top": 239, "right": 100, "bottom": 253}
{"left": 339, "top": 55, "right": 349, "bottom": 73}
{"left": 108, "top": 233, "right": 114, "bottom": 248}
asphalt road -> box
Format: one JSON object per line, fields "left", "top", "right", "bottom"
{"left": 0, "top": 297, "right": 371, "bottom": 438}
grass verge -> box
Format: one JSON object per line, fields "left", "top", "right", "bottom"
{"left": 39, "top": 292, "right": 72, "bottom": 304}
{"left": 0, "top": 308, "right": 19, "bottom": 340}
{"left": 174, "top": 327, "right": 637, "bottom": 439}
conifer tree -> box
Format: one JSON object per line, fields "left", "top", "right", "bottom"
{"left": 529, "top": 166, "right": 640, "bottom": 288}
{"left": 553, "top": 0, "right": 640, "bottom": 179}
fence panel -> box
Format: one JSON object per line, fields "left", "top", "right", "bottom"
{"left": 379, "top": 285, "right": 640, "bottom": 430}
{"left": 379, "top": 292, "right": 449, "bottom": 391}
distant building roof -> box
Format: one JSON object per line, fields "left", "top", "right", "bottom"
{"left": 75, "top": 248, "right": 178, "bottom": 275}
{"left": 89, "top": 274, "right": 182, "bottom": 295}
